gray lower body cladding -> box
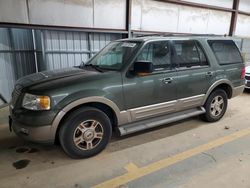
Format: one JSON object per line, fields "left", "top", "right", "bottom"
{"left": 118, "top": 107, "right": 205, "bottom": 136}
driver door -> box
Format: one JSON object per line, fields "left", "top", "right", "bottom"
{"left": 122, "top": 40, "right": 178, "bottom": 121}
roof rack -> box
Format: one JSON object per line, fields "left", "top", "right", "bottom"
{"left": 134, "top": 33, "right": 227, "bottom": 38}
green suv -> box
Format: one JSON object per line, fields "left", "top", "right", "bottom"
{"left": 9, "top": 36, "right": 245, "bottom": 158}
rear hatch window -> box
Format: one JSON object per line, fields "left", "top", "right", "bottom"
{"left": 208, "top": 40, "right": 243, "bottom": 65}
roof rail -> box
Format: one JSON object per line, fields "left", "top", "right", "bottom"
{"left": 135, "top": 33, "right": 227, "bottom": 38}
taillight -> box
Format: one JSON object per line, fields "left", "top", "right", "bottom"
{"left": 241, "top": 65, "right": 246, "bottom": 79}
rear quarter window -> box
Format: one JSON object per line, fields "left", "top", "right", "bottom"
{"left": 208, "top": 40, "right": 243, "bottom": 65}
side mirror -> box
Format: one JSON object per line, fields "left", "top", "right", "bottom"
{"left": 134, "top": 61, "right": 153, "bottom": 76}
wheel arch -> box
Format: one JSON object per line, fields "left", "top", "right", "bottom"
{"left": 203, "top": 80, "right": 233, "bottom": 105}
{"left": 51, "top": 97, "right": 121, "bottom": 143}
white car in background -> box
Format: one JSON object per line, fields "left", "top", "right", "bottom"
{"left": 246, "top": 65, "right": 250, "bottom": 89}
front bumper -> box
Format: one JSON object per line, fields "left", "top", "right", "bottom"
{"left": 245, "top": 79, "right": 250, "bottom": 89}
{"left": 10, "top": 116, "right": 54, "bottom": 144}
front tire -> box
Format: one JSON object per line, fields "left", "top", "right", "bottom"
{"left": 59, "top": 107, "right": 112, "bottom": 159}
{"left": 201, "top": 89, "right": 228, "bottom": 122}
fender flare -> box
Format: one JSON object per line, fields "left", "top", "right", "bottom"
{"left": 202, "top": 79, "right": 233, "bottom": 105}
{"left": 50, "top": 96, "right": 121, "bottom": 139}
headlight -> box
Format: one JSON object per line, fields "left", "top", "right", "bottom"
{"left": 22, "top": 93, "right": 51, "bottom": 110}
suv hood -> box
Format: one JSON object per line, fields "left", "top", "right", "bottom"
{"left": 16, "top": 67, "right": 97, "bottom": 89}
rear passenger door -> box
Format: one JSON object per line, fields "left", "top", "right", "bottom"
{"left": 171, "top": 40, "right": 214, "bottom": 109}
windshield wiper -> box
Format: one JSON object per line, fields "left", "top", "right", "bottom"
{"left": 84, "top": 64, "right": 104, "bottom": 72}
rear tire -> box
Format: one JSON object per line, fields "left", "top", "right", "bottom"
{"left": 59, "top": 107, "right": 112, "bottom": 159}
{"left": 200, "top": 89, "right": 228, "bottom": 122}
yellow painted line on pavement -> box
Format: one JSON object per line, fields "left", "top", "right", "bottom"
{"left": 93, "top": 127, "right": 250, "bottom": 188}
{"left": 124, "top": 162, "right": 139, "bottom": 172}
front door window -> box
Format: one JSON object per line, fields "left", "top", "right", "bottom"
{"left": 136, "top": 41, "right": 172, "bottom": 72}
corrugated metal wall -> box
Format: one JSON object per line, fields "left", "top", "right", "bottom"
{"left": 42, "top": 30, "right": 121, "bottom": 71}
{"left": 10, "top": 28, "right": 36, "bottom": 78}
{"left": 0, "top": 28, "right": 122, "bottom": 103}
{"left": 42, "top": 30, "right": 89, "bottom": 70}
{"left": 0, "top": 28, "right": 15, "bottom": 105}
{"left": 0, "top": 28, "right": 36, "bottom": 104}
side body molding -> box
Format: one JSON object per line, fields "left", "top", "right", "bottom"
{"left": 50, "top": 97, "right": 122, "bottom": 139}
{"left": 202, "top": 79, "right": 233, "bottom": 104}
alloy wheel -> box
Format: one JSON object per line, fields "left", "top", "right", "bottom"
{"left": 73, "top": 120, "right": 104, "bottom": 150}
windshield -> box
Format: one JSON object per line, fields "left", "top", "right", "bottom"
{"left": 85, "top": 41, "right": 141, "bottom": 70}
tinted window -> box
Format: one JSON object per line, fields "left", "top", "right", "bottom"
{"left": 136, "top": 41, "right": 171, "bottom": 71}
{"left": 172, "top": 40, "right": 208, "bottom": 68}
{"left": 208, "top": 40, "right": 243, "bottom": 65}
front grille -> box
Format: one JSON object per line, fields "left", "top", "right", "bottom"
{"left": 11, "top": 84, "right": 22, "bottom": 106}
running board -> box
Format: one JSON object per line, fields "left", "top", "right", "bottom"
{"left": 118, "top": 107, "right": 206, "bottom": 136}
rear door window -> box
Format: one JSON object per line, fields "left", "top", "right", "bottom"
{"left": 172, "top": 40, "right": 208, "bottom": 68}
{"left": 208, "top": 40, "right": 243, "bottom": 65}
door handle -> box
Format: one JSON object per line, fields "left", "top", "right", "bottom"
{"left": 162, "top": 77, "right": 173, "bottom": 84}
{"left": 206, "top": 71, "right": 214, "bottom": 77}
